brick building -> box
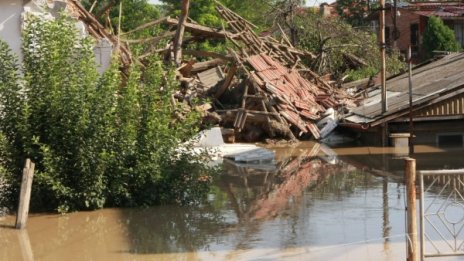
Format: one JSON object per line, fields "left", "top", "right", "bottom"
{"left": 376, "top": 2, "right": 464, "bottom": 59}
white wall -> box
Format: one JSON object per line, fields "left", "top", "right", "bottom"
{"left": 0, "top": 0, "right": 23, "bottom": 61}
{"left": 0, "top": 0, "right": 113, "bottom": 73}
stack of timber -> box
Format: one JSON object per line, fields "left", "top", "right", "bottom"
{"left": 80, "top": 0, "right": 357, "bottom": 142}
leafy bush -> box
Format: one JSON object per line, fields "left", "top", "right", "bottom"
{"left": 422, "top": 16, "right": 461, "bottom": 59}
{"left": 0, "top": 15, "right": 214, "bottom": 213}
{"left": 344, "top": 66, "right": 378, "bottom": 82}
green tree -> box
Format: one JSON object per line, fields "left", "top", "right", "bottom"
{"left": 295, "top": 13, "right": 404, "bottom": 80}
{"left": 422, "top": 16, "right": 461, "bottom": 59}
{"left": 160, "top": 0, "right": 273, "bottom": 29}
{"left": 81, "top": 0, "right": 160, "bottom": 33}
{"left": 268, "top": 0, "right": 305, "bottom": 46}
{"left": 335, "top": 0, "right": 372, "bottom": 27}
{"left": 160, "top": 0, "right": 221, "bottom": 27}
{"left": 223, "top": 0, "right": 274, "bottom": 30}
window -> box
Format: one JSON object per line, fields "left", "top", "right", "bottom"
{"left": 410, "top": 23, "right": 419, "bottom": 54}
{"left": 437, "top": 133, "right": 464, "bottom": 148}
{"left": 454, "top": 22, "right": 464, "bottom": 48}
{"left": 385, "top": 26, "right": 391, "bottom": 46}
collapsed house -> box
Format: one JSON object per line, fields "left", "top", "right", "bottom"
{"left": 145, "top": 3, "right": 357, "bottom": 142}
{"left": 0, "top": 0, "right": 358, "bottom": 142}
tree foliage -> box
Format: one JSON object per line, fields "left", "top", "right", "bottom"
{"left": 422, "top": 16, "right": 461, "bottom": 59}
{"left": 295, "top": 13, "right": 404, "bottom": 80}
{"left": 0, "top": 15, "right": 214, "bottom": 213}
{"left": 160, "top": 0, "right": 273, "bottom": 29}
{"left": 335, "top": 0, "right": 372, "bottom": 27}
{"left": 81, "top": 0, "right": 160, "bottom": 33}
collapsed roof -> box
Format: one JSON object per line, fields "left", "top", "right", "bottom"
{"left": 71, "top": 0, "right": 358, "bottom": 141}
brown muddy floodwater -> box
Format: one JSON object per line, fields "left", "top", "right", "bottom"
{"left": 1, "top": 142, "right": 464, "bottom": 261}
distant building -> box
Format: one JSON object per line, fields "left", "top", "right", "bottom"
{"left": 320, "top": 3, "right": 339, "bottom": 18}
{"left": 372, "top": 2, "right": 464, "bottom": 59}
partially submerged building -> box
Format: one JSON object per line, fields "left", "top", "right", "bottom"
{"left": 342, "top": 53, "right": 464, "bottom": 148}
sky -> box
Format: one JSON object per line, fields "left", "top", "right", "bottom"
{"left": 148, "top": 0, "right": 335, "bottom": 7}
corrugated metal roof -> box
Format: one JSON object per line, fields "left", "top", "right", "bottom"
{"left": 346, "top": 53, "right": 464, "bottom": 126}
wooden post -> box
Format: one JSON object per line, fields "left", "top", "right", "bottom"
{"left": 17, "top": 230, "right": 34, "bottom": 261}
{"left": 405, "top": 158, "right": 418, "bottom": 261}
{"left": 15, "top": 159, "right": 35, "bottom": 229}
{"left": 173, "top": 0, "right": 190, "bottom": 66}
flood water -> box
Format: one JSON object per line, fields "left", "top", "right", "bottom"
{"left": 1, "top": 142, "right": 464, "bottom": 260}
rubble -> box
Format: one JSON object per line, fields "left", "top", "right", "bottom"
{"left": 77, "top": 0, "right": 358, "bottom": 142}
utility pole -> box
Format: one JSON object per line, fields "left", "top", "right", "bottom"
{"left": 393, "top": 0, "right": 398, "bottom": 49}
{"left": 408, "top": 46, "right": 414, "bottom": 154}
{"left": 380, "top": 0, "right": 387, "bottom": 113}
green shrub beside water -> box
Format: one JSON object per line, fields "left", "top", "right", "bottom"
{"left": 0, "top": 16, "right": 213, "bottom": 213}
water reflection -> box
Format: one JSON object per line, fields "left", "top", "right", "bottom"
{"left": 1, "top": 143, "right": 463, "bottom": 260}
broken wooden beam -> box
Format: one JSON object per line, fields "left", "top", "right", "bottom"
{"left": 122, "top": 17, "right": 169, "bottom": 35}
{"left": 215, "top": 64, "right": 237, "bottom": 99}
{"left": 123, "top": 31, "right": 176, "bottom": 44}
{"left": 165, "top": 17, "right": 228, "bottom": 39}
{"left": 191, "top": 58, "right": 227, "bottom": 73}
{"left": 173, "top": 0, "right": 190, "bottom": 65}
{"left": 183, "top": 49, "right": 234, "bottom": 62}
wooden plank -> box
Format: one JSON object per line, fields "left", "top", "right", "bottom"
{"left": 165, "top": 17, "right": 227, "bottom": 39}
{"left": 15, "top": 159, "right": 35, "bottom": 229}
{"left": 191, "top": 58, "right": 227, "bottom": 73}
{"left": 123, "top": 31, "right": 175, "bottom": 44}
{"left": 215, "top": 64, "right": 237, "bottom": 99}
{"left": 183, "top": 49, "right": 233, "bottom": 61}
{"left": 122, "top": 17, "right": 169, "bottom": 35}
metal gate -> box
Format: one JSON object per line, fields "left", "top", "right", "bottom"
{"left": 419, "top": 169, "right": 464, "bottom": 260}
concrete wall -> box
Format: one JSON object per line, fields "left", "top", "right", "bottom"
{"left": 94, "top": 38, "right": 113, "bottom": 74}
{"left": 0, "top": 0, "right": 24, "bottom": 60}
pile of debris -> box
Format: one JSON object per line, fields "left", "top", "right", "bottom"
{"left": 74, "top": 0, "right": 358, "bottom": 142}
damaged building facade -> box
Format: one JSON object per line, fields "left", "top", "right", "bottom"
{"left": 0, "top": 0, "right": 114, "bottom": 73}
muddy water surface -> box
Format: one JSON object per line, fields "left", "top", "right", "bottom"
{"left": 1, "top": 142, "right": 464, "bottom": 260}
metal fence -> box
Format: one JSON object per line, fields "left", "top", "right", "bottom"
{"left": 419, "top": 169, "right": 464, "bottom": 260}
